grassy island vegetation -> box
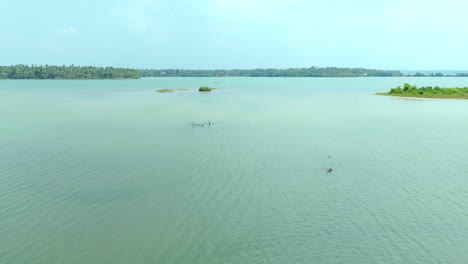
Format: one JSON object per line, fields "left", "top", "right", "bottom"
{"left": 0, "top": 65, "right": 140, "bottom": 79}
{"left": 156, "top": 89, "right": 190, "bottom": 93}
{"left": 377, "top": 83, "right": 468, "bottom": 99}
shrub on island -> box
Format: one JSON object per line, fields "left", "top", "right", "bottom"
{"left": 199, "top": 86, "right": 214, "bottom": 92}
{"left": 377, "top": 83, "right": 468, "bottom": 99}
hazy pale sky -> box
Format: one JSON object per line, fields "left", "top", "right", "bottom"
{"left": 2, "top": 0, "right": 467, "bottom": 69}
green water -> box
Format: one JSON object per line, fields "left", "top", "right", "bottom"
{"left": 1, "top": 78, "right": 467, "bottom": 263}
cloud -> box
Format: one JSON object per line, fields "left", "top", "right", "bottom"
{"left": 201, "top": 0, "right": 468, "bottom": 46}
{"left": 59, "top": 26, "right": 78, "bottom": 35}
{"left": 382, "top": 0, "right": 468, "bottom": 34}
{"left": 204, "top": 0, "right": 301, "bottom": 24}
{"left": 112, "top": 0, "right": 165, "bottom": 40}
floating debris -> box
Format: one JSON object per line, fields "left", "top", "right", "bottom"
{"left": 327, "top": 168, "right": 333, "bottom": 173}
{"left": 189, "top": 120, "right": 213, "bottom": 128}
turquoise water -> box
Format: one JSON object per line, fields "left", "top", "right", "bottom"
{"left": 1, "top": 78, "right": 467, "bottom": 263}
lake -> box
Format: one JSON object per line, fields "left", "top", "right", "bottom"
{"left": 1, "top": 77, "right": 467, "bottom": 263}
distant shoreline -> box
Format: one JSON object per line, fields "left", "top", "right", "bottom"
{"left": 3, "top": 65, "right": 468, "bottom": 79}
{"left": 0, "top": 65, "right": 140, "bottom": 80}
{"left": 3, "top": 76, "right": 468, "bottom": 80}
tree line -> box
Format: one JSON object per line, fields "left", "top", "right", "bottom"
{"left": 138, "top": 67, "right": 403, "bottom": 77}
{"left": 2, "top": 65, "right": 468, "bottom": 79}
{"left": 412, "top": 72, "right": 468, "bottom": 77}
{"left": 0, "top": 65, "right": 140, "bottom": 79}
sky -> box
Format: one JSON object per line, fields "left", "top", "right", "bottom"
{"left": 1, "top": 0, "right": 468, "bottom": 70}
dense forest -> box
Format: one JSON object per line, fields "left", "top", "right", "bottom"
{"left": 0, "top": 65, "right": 140, "bottom": 79}
{"left": 378, "top": 83, "right": 468, "bottom": 99}
{"left": 2, "top": 65, "right": 468, "bottom": 79}
{"left": 138, "top": 67, "right": 403, "bottom": 77}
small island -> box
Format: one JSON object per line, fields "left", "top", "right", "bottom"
{"left": 156, "top": 87, "right": 222, "bottom": 93}
{"left": 377, "top": 83, "right": 468, "bottom": 99}
{"left": 199, "top": 86, "right": 220, "bottom": 92}
{"left": 156, "top": 89, "right": 190, "bottom": 93}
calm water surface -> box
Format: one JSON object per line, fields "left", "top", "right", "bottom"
{"left": 1, "top": 78, "right": 467, "bottom": 263}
